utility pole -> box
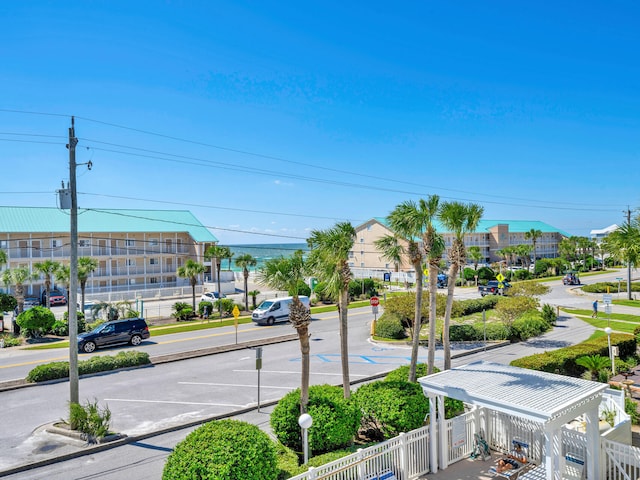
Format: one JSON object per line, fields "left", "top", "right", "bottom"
{"left": 68, "top": 117, "right": 79, "bottom": 405}
{"left": 626, "top": 206, "right": 632, "bottom": 301}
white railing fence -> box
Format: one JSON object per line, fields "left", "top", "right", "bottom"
{"left": 602, "top": 438, "right": 640, "bottom": 479}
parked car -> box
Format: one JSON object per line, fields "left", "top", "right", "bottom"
{"left": 200, "top": 291, "right": 226, "bottom": 302}
{"left": 478, "top": 280, "right": 511, "bottom": 297}
{"left": 42, "top": 290, "right": 67, "bottom": 306}
{"left": 77, "top": 317, "right": 150, "bottom": 353}
{"left": 23, "top": 297, "right": 40, "bottom": 309}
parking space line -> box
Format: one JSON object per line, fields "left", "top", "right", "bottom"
{"left": 104, "top": 398, "right": 246, "bottom": 407}
{"left": 179, "top": 381, "right": 294, "bottom": 389}
{"left": 232, "top": 369, "right": 369, "bottom": 377}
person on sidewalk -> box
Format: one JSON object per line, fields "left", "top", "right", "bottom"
{"left": 592, "top": 299, "right": 598, "bottom": 318}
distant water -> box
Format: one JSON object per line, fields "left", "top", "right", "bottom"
{"left": 226, "top": 243, "right": 308, "bottom": 272}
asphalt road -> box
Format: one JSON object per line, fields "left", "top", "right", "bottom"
{"left": 0, "top": 268, "right": 634, "bottom": 479}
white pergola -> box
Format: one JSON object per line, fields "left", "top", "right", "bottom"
{"left": 419, "top": 361, "right": 609, "bottom": 479}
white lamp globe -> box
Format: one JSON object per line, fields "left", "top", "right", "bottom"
{"left": 298, "top": 413, "right": 313, "bottom": 429}
{"left": 604, "top": 327, "right": 612, "bottom": 335}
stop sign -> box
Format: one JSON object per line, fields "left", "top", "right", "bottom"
{"left": 370, "top": 296, "right": 380, "bottom": 307}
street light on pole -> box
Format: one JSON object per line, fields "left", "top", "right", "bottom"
{"left": 298, "top": 413, "right": 313, "bottom": 465}
{"left": 605, "top": 327, "right": 615, "bottom": 375}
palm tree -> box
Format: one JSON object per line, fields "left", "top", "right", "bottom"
{"left": 468, "top": 246, "right": 483, "bottom": 272}
{"left": 0, "top": 249, "right": 6, "bottom": 267}
{"left": 224, "top": 248, "right": 234, "bottom": 271}
{"left": 256, "top": 250, "right": 311, "bottom": 413}
{"left": 439, "top": 201, "right": 484, "bottom": 370}
{"left": 524, "top": 228, "right": 542, "bottom": 270}
{"left": 33, "top": 260, "right": 61, "bottom": 308}
{"left": 576, "top": 355, "right": 611, "bottom": 381}
{"left": 248, "top": 289, "right": 260, "bottom": 309}
{"left": 235, "top": 253, "right": 257, "bottom": 311}
{"left": 54, "top": 264, "right": 71, "bottom": 313}
{"left": 177, "top": 259, "right": 206, "bottom": 311}
{"left": 375, "top": 234, "right": 404, "bottom": 273}
{"left": 204, "top": 245, "right": 228, "bottom": 315}
{"left": 605, "top": 221, "right": 640, "bottom": 300}
{"left": 307, "top": 221, "right": 356, "bottom": 399}
{"left": 77, "top": 257, "right": 98, "bottom": 313}
{"left": 2, "top": 267, "right": 36, "bottom": 334}
{"left": 515, "top": 244, "right": 533, "bottom": 270}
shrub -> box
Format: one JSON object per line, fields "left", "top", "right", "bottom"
{"left": 16, "top": 306, "right": 55, "bottom": 337}
{"left": 62, "top": 310, "right": 87, "bottom": 333}
{"left": 626, "top": 398, "right": 640, "bottom": 425}
{"left": 354, "top": 380, "right": 428, "bottom": 439}
{"left": 508, "top": 282, "right": 550, "bottom": 297}
{"left": 198, "top": 301, "right": 213, "bottom": 317}
{"left": 0, "top": 333, "right": 21, "bottom": 347}
{"left": 172, "top": 302, "right": 193, "bottom": 321}
{"left": 313, "top": 281, "right": 330, "bottom": 302}
{"left": 163, "top": 420, "right": 278, "bottom": 480}
{"left": 541, "top": 304, "right": 557, "bottom": 324}
{"left": 374, "top": 313, "right": 406, "bottom": 340}
{"left": 214, "top": 298, "right": 236, "bottom": 315}
{"left": 510, "top": 312, "right": 552, "bottom": 341}
{"left": 462, "top": 267, "right": 477, "bottom": 282}
{"left": 583, "top": 282, "right": 640, "bottom": 293}
{"left": 385, "top": 363, "right": 432, "bottom": 382}
{"left": 26, "top": 350, "right": 150, "bottom": 382}
{"left": 512, "top": 269, "right": 532, "bottom": 281}
{"left": 270, "top": 384, "right": 361, "bottom": 455}
{"left": 348, "top": 278, "right": 377, "bottom": 300}
{"left": 383, "top": 292, "right": 461, "bottom": 329}
{"left": 69, "top": 398, "right": 112, "bottom": 441}
{"left": 495, "top": 296, "right": 539, "bottom": 326}
{"left": 50, "top": 320, "right": 69, "bottom": 336}
{"left": 476, "top": 266, "right": 495, "bottom": 281}
{"left": 456, "top": 296, "right": 499, "bottom": 316}
{"left": 292, "top": 280, "right": 311, "bottom": 298}
{"left": 0, "top": 293, "right": 17, "bottom": 312}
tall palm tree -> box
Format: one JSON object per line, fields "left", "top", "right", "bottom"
{"left": 467, "top": 246, "right": 483, "bottom": 272}
{"left": 307, "top": 222, "right": 356, "bottom": 399}
{"left": 77, "top": 257, "right": 98, "bottom": 313}
{"left": 177, "top": 259, "right": 206, "bottom": 311}
{"left": 375, "top": 234, "right": 404, "bottom": 273}
{"left": 224, "top": 248, "right": 234, "bottom": 271}
{"left": 256, "top": 250, "right": 311, "bottom": 413}
{"left": 54, "top": 264, "right": 71, "bottom": 313}
{"left": 438, "top": 201, "right": 484, "bottom": 370}
{"left": 605, "top": 221, "right": 640, "bottom": 300}
{"left": 524, "top": 228, "right": 542, "bottom": 269}
{"left": 33, "top": 260, "right": 61, "bottom": 308}
{"left": 2, "top": 267, "right": 36, "bottom": 334}
{"left": 204, "top": 245, "right": 227, "bottom": 315}
{"left": 515, "top": 244, "right": 533, "bottom": 270}
{"left": 235, "top": 253, "right": 257, "bottom": 311}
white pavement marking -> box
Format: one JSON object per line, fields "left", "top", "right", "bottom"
{"left": 179, "top": 381, "right": 294, "bottom": 390}
{"left": 232, "top": 369, "right": 369, "bottom": 377}
{"left": 104, "top": 398, "right": 246, "bottom": 407}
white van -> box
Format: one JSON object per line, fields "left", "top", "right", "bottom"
{"left": 252, "top": 296, "right": 311, "bottom": 325}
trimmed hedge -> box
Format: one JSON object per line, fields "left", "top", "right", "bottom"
{"left": 582, "top": 282, "right": 640, "bottom": 293}
{"left": 354, "top": 380, "right": 428, "bottom": 439}
{"left": 374, "top": 313, "right": 406, "bottom": 339}
{"left": 26, "top": 350, "right": 150, "bottom": 382}
{"left": 163, "top": 420, "right": 278, "bottom": 480}
{"left": 511, "top": 333, "right": 635, "bottom": 377}
{"left": 270, "top": 384, "right": 361, "bottom": 455}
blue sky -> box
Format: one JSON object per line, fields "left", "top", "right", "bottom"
{"left": 1, "top": 1, "right": 638, "bottom": 244}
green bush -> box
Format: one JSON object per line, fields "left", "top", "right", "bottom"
{"left": 354, "top": 380, "right": 429, "bottom": 439}
{"left": 69, "top": 399, "right": 112, "bottom": 440}
{"left": 313, "top": 281, "right": 330, "bottom": 302}
{"left": 626, "top": 397, "right": 640, "bottom": 425}
{"left": 348, "top": 278, "right": 377, "bottom": 300}
{"left": 583, "top": 282, "right": 640, "bottom": 293}
{"left": 495, "top": 296, "right": 539, "bottom": 326}
{"left": 384, "top": 363, "right": 433, "bottom": 382}
{"left": 383, "top": 292, "right": 461, "bottom": 329}
{"left": 292, "top": 280, "right": 311, "bottom": 298}
{"left": 51, "top": 320, "right": 69, "bottom": 336}
{"left": 462, "top": 267, "right": 477, "bottom": 282}
{"left": 457, "top": 296, "right": 500, "bottom": 316}
{"left": 163, "top": 420, "right": 278, "bottom": 480}
{"left": 214, "top": 298, "right": 236, "bottom": 315}
{"left": 172, "top": 302, "right": 193, "bottom": 321}
{"left": 449, "top": 324, "right": 480, "bottom": 341}
{"left": 374, "top": 313, "right": 406, "bottom": 339}
{"left": 270, "top": 384, "right": 361, "bottom": 455}
{"left": 26, "top": 351, "right": 150, "bottom": 382}
{"left": 510, "top": 312, "right": 552, "bottom": 341}
{"left": 16, "top": 306, "right": 55, "bottom": 338}
{"left": 198, "top": 301, "right": 213, "bottom": 317}
{"left": 0, "top": 293, "right": 17, "bottom": 312}
{"left": 541, "top": 304, "right": 557, "bottom": 324}
{"left": 476, "top": 266, "right": 495, "bottom": 281}
{"left": 62, "top": 311, "right": 87, "bottom": 333}
{"left": 511, "top": 333, "right": 636, "bottom": 377}
{"left": 512, "top": 269, "right": 532, "bottom": 281}
{"left": 0, "top": 333, "right": 21, "bottom": 347}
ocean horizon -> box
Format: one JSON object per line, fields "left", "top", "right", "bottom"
{"left": 225, "top": 243, "right": 308, "bottom": 272}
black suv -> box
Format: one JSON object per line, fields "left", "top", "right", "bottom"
{"left": 77, "top": 318, "right": 150, "bottom": 353}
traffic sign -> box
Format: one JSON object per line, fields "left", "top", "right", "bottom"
{"left": 232, "top": 305, "right": 240, "bottom": 318}
{"left": 372, "top": 306, "right": 379, "bottom": 315}
{"left": 370, "top": 296, "right": 380, "bottom": 307}
{"left": 496, "top": 273, "right": 505, "bottom": 282}
{"left": 603, "top": 294, "right": 612, "bottom": 304}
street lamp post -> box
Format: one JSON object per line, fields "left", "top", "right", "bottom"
{"left": 298, "top": 413, "right": 313, "bottom": 465}
{"left": 605, "top": 327, "right": 615, "bottom": 375}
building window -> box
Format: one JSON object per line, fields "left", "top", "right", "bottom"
{"left": 125, "top": 239, "right": 135, "bottom": 247}
{"left": 129, "top": 278, "right": 136, "bottom": 285}
{"left": 360, "top": 250, "right": 364, "bottom": 256}
{"left": 367, "top": 225, "right": 372, "bottom": 231}
{"left": 150, "top": 277, "right": 158, "bottom": 284}
{"left": 78, "top": 239, "right": 90, "bottom": 247}
{"left": 349, "top": 251, "right": 354, "bottom": 258}
{"left": 126, "top": 259, "right": 136, "bottom": 266}
{"left": 149, "top": 258, "right": 159, "bottom": 265}
{"left": 360, "top": 262, "right": 365, "bottom": 267}
{"left": 149, "top": 239, "right": 158, "bottom": 246}
{"left": 51, "top": 239, "right": 61, "bottom": 248}
{"left": 0, "top": 240, "right": 7, "bottom": 249}
{"left": 348, "top": 262, "right": 354, "bottom": 267}
{"left": 360, "top": 238, "right": 364, "bottom": 243}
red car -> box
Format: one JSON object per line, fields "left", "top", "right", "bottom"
{"left": 43, "top": 291, "right": 67, "bottom": 306}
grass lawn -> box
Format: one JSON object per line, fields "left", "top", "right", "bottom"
{"left": 613, "top": 299, "right": 640, "bottom": 308}
{"left": 562, "top": 308, "right": 640, "bottom": 334}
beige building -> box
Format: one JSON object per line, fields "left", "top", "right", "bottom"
{"left": 352, "top": 217, "right": 569, "bottom": 274}
{"left": 0, "top": 207, "right": 218, "bottom": 298}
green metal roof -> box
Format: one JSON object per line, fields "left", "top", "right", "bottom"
{"left": 373, "top": 217, "right": 570, "bottom": 237}
{"left": 0, "top": 207, "right": 217, "bottom": 243}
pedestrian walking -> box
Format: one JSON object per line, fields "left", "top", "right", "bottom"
{"left": 203, "top": 306, "right": 209, "bottom": 322}
{"left": 592, "top": 299, "right": 598, "bottom": 318}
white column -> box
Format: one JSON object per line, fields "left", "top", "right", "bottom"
{"left": 585, "top": 408, "right": 600, "bottom": 479}
{"left": 437, "top": 395, "right": 448, "bottom": 469}
{"left": 428, "top": 394, "right": 438, "bottom": 473}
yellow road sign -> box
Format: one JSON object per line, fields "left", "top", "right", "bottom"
{"left": 232, "top": 305, "right": 240, "bottom": 319}
{"left": 496, "top": 273, "right": 505, "bottom": 282}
